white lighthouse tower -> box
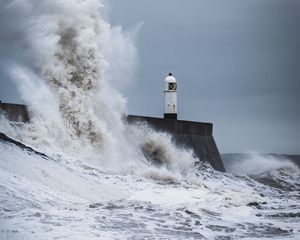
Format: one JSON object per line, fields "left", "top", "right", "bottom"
{"left": 164, "top": 73, "right": 177, "bottom": 119}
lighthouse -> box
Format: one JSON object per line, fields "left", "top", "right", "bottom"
{"left": 164, "top": 73, "right": 177, "bottom": 119}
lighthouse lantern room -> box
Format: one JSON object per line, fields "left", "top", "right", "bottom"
{"left": 164, "top": 73, "right": 177, "bottom": 119}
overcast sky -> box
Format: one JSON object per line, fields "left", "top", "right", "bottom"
{"left": 1, "top": 0, "right": 299, "bottom": 154}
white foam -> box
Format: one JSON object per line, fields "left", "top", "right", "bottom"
{"left": 227, "top": 152, "right": 299, "bottom": 175}
{"left": 1, "top": 0, "right": 300, "bottom": 239}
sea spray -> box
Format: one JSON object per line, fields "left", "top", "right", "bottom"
{"left": 225, "top": 152, "right": 300, "bottom": 175}
{"left": 1, "top": 1, "right": 300, "bottom": 239}
{"left": 1, "top": 0, "right": 197, "bottom": 174}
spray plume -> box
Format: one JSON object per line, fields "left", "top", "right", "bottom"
{"left": 1, "top": 0, "right": 198, "bottom": 174}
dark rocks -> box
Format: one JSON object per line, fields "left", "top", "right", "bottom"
{"left": 0, "top": 132, "right": 48, "bottom": 158}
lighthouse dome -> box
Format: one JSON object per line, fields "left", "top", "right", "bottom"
{"left": 164, "top": 73, "right": 176, "bottom": 83}
{"left": 164, "top": 73, "right": 177, "bottom": 92}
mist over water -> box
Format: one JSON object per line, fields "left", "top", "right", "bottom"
{"left": 0, "top": 0, "right": 300, "bottom": 239}
{"left": 224, "top": 153, "right": 299, "bottom": 175}
{"left": 1, "top": 0, "right": 196, "bottom": 173}
{"left": 7, "top": 0, "right": 133, "bottom": 162}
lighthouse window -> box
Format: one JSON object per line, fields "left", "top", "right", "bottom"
{"left": 168, "top": 83, "right": 177, "bottom": 91}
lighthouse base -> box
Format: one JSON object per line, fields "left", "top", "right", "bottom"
{"left": 127, "top": 115, "right": 226, "bottom": 172}
{"left": 164, "top": 113, "right": 177, "bottom": 120}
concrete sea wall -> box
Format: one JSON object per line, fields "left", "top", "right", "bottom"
{"left": 0, "top": 102, "right": 29, "bottom": 122}
{"left": 0, "top": 102, "right": 225, "bottom": 172}
{"left": 128, "top": 115, "right": 225, "bottom": 172}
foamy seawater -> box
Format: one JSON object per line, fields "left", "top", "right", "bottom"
{"left": 0, "top": 0, "right": 300, "bottom": 239}
{"left": 0, "top": 137, "right": 299, "bottom": 239}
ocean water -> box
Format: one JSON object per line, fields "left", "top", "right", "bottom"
{"left": 0, "top": 0, "right": 299, "bottom": 239}
{"left": 1, "top": 134, "right": 300, "bottom": 240}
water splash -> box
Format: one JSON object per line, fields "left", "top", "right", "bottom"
{"left": 1, "top": 1, "right": 300, "bottom": 239}
{"left": 0, "top": 0, "right": 197, "bottom": 175}
{"left": 225, "top": 152, "right": 299, "bottom": 175}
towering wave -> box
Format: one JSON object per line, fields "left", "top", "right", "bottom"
{"left": 1, "top": 0, "right": 196, "bottom": 173}
{"left": 1, "top": 1, "right": 300, "bottom": 239}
